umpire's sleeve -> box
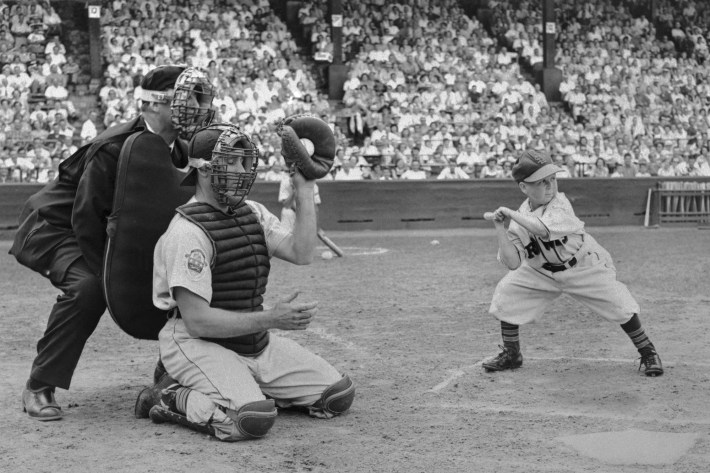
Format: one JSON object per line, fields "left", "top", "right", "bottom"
{"left": 72, "top": 143, "right": 121, "bottom": 276}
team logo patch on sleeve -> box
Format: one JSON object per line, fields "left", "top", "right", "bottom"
{"left": 184, "top": 249, "right": 207, "bottom": 279}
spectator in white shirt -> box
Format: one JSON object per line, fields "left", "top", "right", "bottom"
{"left": 437, "top": 161, "right": 470, "bottom": 180}
{"left": 400, "top": 159, "right": 428, "bottom": 180}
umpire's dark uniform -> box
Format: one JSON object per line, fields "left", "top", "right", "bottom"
{"left": 11, "top": 116, "right": 188, "bottom": 391}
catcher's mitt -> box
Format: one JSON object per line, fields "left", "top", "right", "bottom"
{"left": 277, "top": 114, "right": 336, "bottom": 180}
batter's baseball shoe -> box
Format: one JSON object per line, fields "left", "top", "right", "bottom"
{"left": 482, "top": 345, "right": 523, "bottom": 372}
{"left": 638, "top": 350, "right": 664, "bottom": 377}
{"left": 22, "top": 382, "right": 62, "bottom": 421}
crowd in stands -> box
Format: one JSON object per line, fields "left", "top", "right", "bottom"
{"left": 487, "top": 0, "right": 710, "bottom": 180}
{"left": 292, "top": 0, "right": 710, "bottom": 180}
{"left": 2, "top": 0, "right": 710, "bottom": 184}
{"left": 95, "top": 0, "right": 346, "bottom": 176}
{"left": 0, "top": 0, "right": 81, "bottom": 183}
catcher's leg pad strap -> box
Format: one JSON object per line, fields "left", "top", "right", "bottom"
{"left": 313, "top": 374, "right": 355, "bottom": 417}
{"left": 149, "top": 405, "right": 215, "bottom": 437}
{"left": 224, "top": 399, "right": 277, "bottom": 439}
{"left": 134, "top": 374, "right": 180, "bottom": 419}
{"left": 279, "top": 115, "right": 335, "bottom": 180}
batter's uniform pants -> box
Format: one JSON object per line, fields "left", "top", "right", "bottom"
{"left": 159, "top": 315, "right": 342, "bottom": 441}
{"left": 489, "top": 239, "right": 640, "bottom": 326}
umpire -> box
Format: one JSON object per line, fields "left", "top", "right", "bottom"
{"left": 10, "top": 65, "right": 212, "bottom": 421}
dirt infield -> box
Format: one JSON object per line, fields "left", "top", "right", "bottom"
{"left": 1, "top": 227, "right": 709, "bottom": 473}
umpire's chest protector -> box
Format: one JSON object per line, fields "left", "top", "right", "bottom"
{"left": 103, "top": 130, "right": 193, "bottom": 340}
{"left": 176, "top": 201, "right": 271, "bottom": 356}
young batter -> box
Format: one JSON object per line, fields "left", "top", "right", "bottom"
{"left": 482, "top": 149, "right": 663, "bottom": 376}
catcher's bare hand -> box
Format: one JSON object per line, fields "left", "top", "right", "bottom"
{"left": 270, "top": 291, "right": 317, "bottom": 331}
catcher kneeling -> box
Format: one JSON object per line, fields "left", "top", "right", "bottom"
{"left": 135, "top": 120, "right": 354, "bottom": 441}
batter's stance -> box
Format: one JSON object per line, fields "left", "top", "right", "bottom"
{"left": 482, "top": 149, "right": 663, "bottom": 376}
{"left": 135, "top": 121, "right": 354, "bottom": 441}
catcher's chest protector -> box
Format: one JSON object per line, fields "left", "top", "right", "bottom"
{"left": 103, "top": 131, "right": 193, "bottom": 340}
{"left": 176, "top": 201, "right": 271, "bottom": 356}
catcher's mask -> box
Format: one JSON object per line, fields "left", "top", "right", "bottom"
{"left": 170, "top": 67, "right": 215, "bottom": 140}
{"left": 185, "top": 124, "right": 260, "bottom": 208}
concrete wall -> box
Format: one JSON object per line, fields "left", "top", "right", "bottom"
{"left": 2, "top": 177, "right": 708, "bottom": 233}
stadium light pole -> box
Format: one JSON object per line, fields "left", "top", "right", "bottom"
{"left": 328, "top": 0, "right": 348, "bottom": 100}
{"left": 539, "top": 0, "right": 562, "bottom": 102}
{"left": 87, "top": 3, "right": 102, "bottom": 82}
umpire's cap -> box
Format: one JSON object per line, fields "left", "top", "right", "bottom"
{"left": 135, "top": 65, "right": 186, "bottom": 103}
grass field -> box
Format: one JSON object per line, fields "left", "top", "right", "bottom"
{"left": 1, "top": 226, "right": 709, "bottom": 473}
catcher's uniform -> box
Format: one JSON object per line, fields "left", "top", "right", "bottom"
{"left": 153, "top": 197, "right": 341, "bottom": 441}
{"left": 489, "top": 192, "right": 639, "bottom": 325}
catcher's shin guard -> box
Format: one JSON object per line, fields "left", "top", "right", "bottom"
{"left": 134, "top": 373, "right": 181, "bottom": 419}
{"left": 311, "top": 375, "right": 355, "bottom": 417}
{"left": 149, "top": 405, "right": 215, "bottom": 437}
{"left": 224, "top": 400, "right": 278, "bottom": 439}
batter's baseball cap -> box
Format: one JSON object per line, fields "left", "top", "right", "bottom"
{"left": 134, "top": 65, "right": 186, "bottom": 103}
{"left": 512, "top": 149, "right": 563, "bottom": 183}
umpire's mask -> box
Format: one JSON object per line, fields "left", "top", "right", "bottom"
{"left": 171, "top": 67, "right": 215, "bottom": 140}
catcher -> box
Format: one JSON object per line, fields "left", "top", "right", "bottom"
{"left": 482, "top": 149, "right": 663, "bottom": 376}
{"left": 135, "top": 117, "right": 354, "bottom": 441}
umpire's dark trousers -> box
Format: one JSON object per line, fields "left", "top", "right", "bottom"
{"left": 31, "top": 257, "right": 106, "bottom": 390}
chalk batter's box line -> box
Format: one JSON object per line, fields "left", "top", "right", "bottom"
{"left": 428, "top": 356, "right": 710, "bottom": 394}
{"left": 434, "top": 403, "right": 710, "bottom": 426}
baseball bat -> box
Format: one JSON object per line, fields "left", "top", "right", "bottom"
{"left": 643, "top": 188, "right": 652, "bottom": 227}
{"left": 317, "top": 228, "right": 344, "bottom": 257}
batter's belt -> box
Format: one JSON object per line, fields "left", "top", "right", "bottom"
{"left": 539, "top": 235, "right": 589, "bottom": 273}
{"left": 541, "top": 257, "right": 577, "bottom": 273}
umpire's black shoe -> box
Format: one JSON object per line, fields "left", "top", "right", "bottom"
{"left": 482, "top": 345, "right": 523, "bottom": 372}
{"left": 22, "top": 381, "right": 63, "bottom": 421}
{"left": 639, "top": 351, "right": 664, "bottom": 377}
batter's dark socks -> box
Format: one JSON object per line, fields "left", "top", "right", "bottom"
{"left": 621, "top": 314, "right": 654, "bottom": 353}
{"left": 501, "top": 321, "right": 520, "bottom": 352}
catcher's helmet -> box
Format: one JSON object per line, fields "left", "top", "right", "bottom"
{"left": 186, "top": 124, "right": 260, "bottom": 208}
{"left": 170, "top": 67, "right": 215, "bottom": 140}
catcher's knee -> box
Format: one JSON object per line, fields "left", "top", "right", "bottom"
{"left": 221, "top": 400, "right": 277, "bottom": 441}
{"left": 314, "top": 374, "right": 355, "bottom": 417}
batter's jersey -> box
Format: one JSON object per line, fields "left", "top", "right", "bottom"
{"left": 152, "top": 197, "right": 290, "bottom": 311}
{"left": 500, "top": 192, "right": 587, "bottom": 269}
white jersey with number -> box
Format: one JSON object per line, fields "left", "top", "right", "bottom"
{"left": 490, "top": 192, "right": 639, "bottom": 325}
{"left": 500, "top": 192, "right": 586, "bottom": 269}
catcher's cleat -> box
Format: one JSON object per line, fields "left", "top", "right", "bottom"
{"left": 134, "top": 374, "right": 180, "bottom": 419}
{"left": 153, "top": 358, "right": 167, "bottom": 385}
{"left": 638, "top": 351, "right": 664, "bottom": 377}
{"left": 482, "top": 345, "right": 523, "bottom": 372}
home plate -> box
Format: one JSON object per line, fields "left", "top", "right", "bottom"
{"left": 557, "top": 429, "right": 699, "bottom": 465}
